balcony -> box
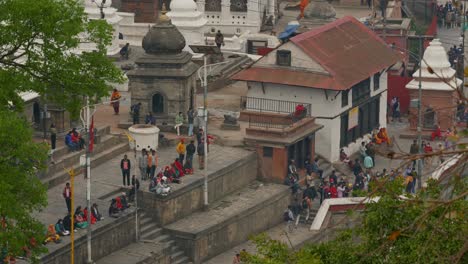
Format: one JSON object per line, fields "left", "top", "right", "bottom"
{"left": 240, "top": 96, "right": 321, "bottom": 141}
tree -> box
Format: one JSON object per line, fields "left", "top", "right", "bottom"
{"left": 245, "top": 176, "right": 468, "bottom": 264}
{"left": 0, "top": 110, "right": 48, "bottom": 261}
{"left": 0, "top": 0, "right": 124, "bottom": 116}
{"left": 0, "top": 0, "right": 123, "bottom": 261}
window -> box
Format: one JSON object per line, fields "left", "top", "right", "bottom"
{"left": 152, "top": 93, "right": 164, "bottom": 113}
{"left": 373, "top": 73, "right": 381, "bottom": 91}
{"left": 342, "top": 90, "right": 349, "bottom": 107}
{"left": 276, "top": 50, "right": 291, "bottom": 66}
{"left": 340, "top": 96, "right": 380, "bottom": 147}
{"left": 352, "top": 78, "right": 370, "bottom": 106}
{"left": 263, "top": 147, "right": 273, "bottom": 157}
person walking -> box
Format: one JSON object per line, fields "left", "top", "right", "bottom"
{"left": 120, "top": 155, "right": 131, "bottom": 186}
{"left": 50, "top": 123, "right": 57, "bottom": 151}
{"left": 63, "top": 182, "right": 72, "bottom": 213}
{"left": 215, "top": 30, "right": 224, "bottom": 49}
{"left": 176, "top": 139, "right": 186, "bottom": 163}
{"left": 150, "top": 149, "right": 157, "bottom": 178}
{"left": 187, "top": 107, "right": 195, "bottom": 137}
{"left": 186, "top": 140, "right": 196, "bottom": 171}
{"left": 197, "top": 141, "right": 205, "bottom": 170}
{"left": 131, "top": 102, "right": 142, "bottom": 124}
{"left": 139, "top": 149, "right": 148, "bottom": 180}
{"left": 174, "top": 112, "right": 184, "bottom": 136}
{"left": 110, "top": 88, "right": 121, "bottom": 115}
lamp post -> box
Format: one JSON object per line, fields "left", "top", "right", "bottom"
{"left": 391, "top": 39, "right": 426, "bottom": 189}
{"left": 188, "top": 45, "right": 230, "bottom": 206}
{"left": 79, "top": 97, "right": 123, "bottom": 264}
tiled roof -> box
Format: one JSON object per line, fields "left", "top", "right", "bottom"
{"left": 232, "top": 67, "right": 338, "bottom": 90}
{"left": 232, "top": 16, "right": 400, "bottom": 91}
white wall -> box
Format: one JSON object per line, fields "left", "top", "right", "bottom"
{"left": 255, "top": 42, "right": 327, "bottom": 73}
{"left": 247, "top": 82, "right": 343, "bottom": 118}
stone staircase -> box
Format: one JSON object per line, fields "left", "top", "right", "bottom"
{"left": 316, "top": 155, "right": 354, "bottom": 182}
{"left": 164, "top": 181, "right": 290, "bottom": 264}
{"left": 39, "top": 126, "right": 129, "bottom": 189}
{"left": 139, "top": 213, "right": 191, "bottom": 264}
{"left": 95, "top": 212, "right": 192, "bottom": 264}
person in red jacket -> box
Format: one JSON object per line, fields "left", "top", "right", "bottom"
{"left": 329, "top": 184, "right": 338, "bottom": 198}
{"left": 83, "top": 207, "right": 96, "bottom": 225}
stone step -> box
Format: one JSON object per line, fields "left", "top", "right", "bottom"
{"left": 45, "top": 135, "right": 119, "bottom": 176}
{"left": 50, "top": 126, "right": 111, "bottom": 158}
{"left": 140, "top": 227, "right": 164, "bottom": 241}
{"left": 165, "top": 181, "right": 291, "bottom": 263}
{"left": 139, "top": 217, "right": 154, "bottom": 228}
{"left": 173, "top": 256, "right": 191, "bottom": 264}
{"left": 95, "top": 241, "right": 160, "bottom": 264}
{"left": 140, "top": 220, "right": 159, "bottom": 234}
{"left": 42, "top": 141, "right": 129, "bottom": 189}
{"left": 151, "top": 234, "right": 171, "bottom": 243}
{"left": 170, "top": 250, "right": 186, "bottom": 263}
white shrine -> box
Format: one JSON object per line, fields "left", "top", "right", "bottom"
{"left": 167, "top": 0, "right": 208, "bottom": 51}
{"left": 81, "top": 0, "right": 122, "bottom": 56}
{"left": 116, "top": 0, "right": 280, "bottom": 54}
{"left": 197, "top": 0, "right": 277, "bottom": 35}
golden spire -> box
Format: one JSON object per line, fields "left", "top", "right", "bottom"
{"left": 159, "top": 2, "right": 170, "bottom": 23}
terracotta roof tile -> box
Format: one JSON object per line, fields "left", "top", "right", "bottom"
{"left": 231, "top": 67, "right": 342, "bottom": 90}
{"left": 232, "top": 16, "right": 400, "bottom": 90}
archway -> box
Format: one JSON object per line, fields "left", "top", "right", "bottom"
{"left": 423, "top": 107, "right": 435, "bottom": 129}
{"left": 152, "top": 93, "right": 165, "bottom": 114}
{"left": 33, "top": 102, "right": 41, "bottom": 125}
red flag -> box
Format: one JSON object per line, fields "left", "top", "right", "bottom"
{"left": 89, "top": 116, "right": 94, "bottom": 152}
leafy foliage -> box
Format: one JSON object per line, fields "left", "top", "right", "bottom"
{"left": 0, "top": 0, "right": 124, "bottom": 260}
{"left": 242, "top": 233, "right": 321, "bottom": 264}
{"left": 0, "top": 0, "right": 124, "bottom": 117}
{"left": 0, "top": 110, "right": 48, "bottom": 261}
{"left": 245, "top": 177, "right": 468, "bottom": 264}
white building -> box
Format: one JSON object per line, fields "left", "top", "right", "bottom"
{"left": 233, "top": 16, "right": 400, "bottom": 161}
{"left": 81, "top": 0, "right": 122, "bottom": 55}
{"left": 198, "top": 0, "right": 277, "bottom": 35}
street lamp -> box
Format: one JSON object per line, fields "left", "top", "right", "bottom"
{"left": 79, "top": 96, "right": 124, "bottom": 264}
{"left": 188, "top": 45, "right": 230, "bottom": 206}
{"left": 390, "top": 42, "right": 427, "bottom": 189}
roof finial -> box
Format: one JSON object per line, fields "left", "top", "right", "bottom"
{"left": 159, "top": 2, "right": 170, "bottom": 23}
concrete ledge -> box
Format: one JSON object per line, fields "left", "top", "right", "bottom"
{"left": 310, "top": 197, "right": 379, "bottom": 231}
{"left": 165, "top": 183, "right": 291, "bottom": 264}
{"left": 139, "top": 152, "right": 257, "bottom": 225}
{"left": 41, "top": 211, "right": 137, "bottom": 264}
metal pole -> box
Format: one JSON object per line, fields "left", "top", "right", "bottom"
{"left": 134, "top": 146, "right": 138, "bottom": 241}
{"left": 417, "top": 37, "right": 423, "bottom": 189}
{"left": 85, "top": 97, "right": 93, "bottom": 264}
{"left": 43, "top": 102, "right": 48, "bottom": 139}
{"left": 70, "top": 169, "right": 75, "bottom": 264}
{"left": 462, "top": 3, "right": 466, "bottom": 91}
{"left": 203, "top": 55, "right": 209, "bottom": 207}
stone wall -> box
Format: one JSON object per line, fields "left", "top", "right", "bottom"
{"left": 169, "top": 187, "right": 291, "bottom": 263}
{"left": 41, "top": 212, "right": 136, "bottom": 264}
{"left": 138, "top": 152, "right": 257, "bottom": 225}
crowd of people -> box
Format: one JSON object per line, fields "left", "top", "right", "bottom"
{"left": 64, "top": 128, "right": 85, "bottom": 152}
{"left": 129, "top": 128, "right": 210, "bottom": 196}
{"left": 45, "top": 186, "right": 107, "bottom": 246}
{"left": 436, "top": 1, "right": 465, "bottom": 29}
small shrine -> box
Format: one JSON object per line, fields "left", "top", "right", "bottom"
{"left": 406, "top": 39, "right": 461, "bottom": 131}
{"left": 127, "top": 4, "right": 199, "bottom": 125}
{"left": 167, "top": 0, "right": 207, "bottom": 51}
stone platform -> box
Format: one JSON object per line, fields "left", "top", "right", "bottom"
{"left": 138, "top": 144, "right": 256, "bottom": 225}
{"left": 165, "top": 181, "right": 291, "bottom": 264}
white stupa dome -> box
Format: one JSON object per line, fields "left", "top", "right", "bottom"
{"left": 85, "top": 0, "right": 112, "bottom": 8}
{"left": 170, "top": 0, "right": 197, "bottom": 12}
